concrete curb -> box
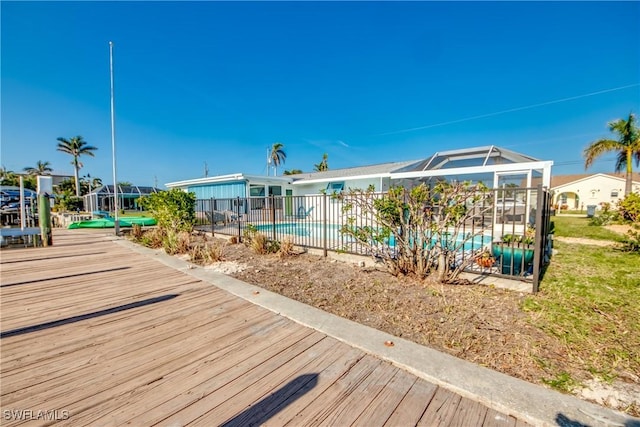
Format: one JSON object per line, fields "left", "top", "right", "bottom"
{"left": 113, "top": 236, "right": 638, "bottom": 427}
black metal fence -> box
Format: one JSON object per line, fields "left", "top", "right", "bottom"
{"left": 195, "top": 185, "right": 553, "bottom": 291}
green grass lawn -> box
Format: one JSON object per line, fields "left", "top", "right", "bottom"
{"left": 522, "top": 218, "right": 639, "bottom": 399}
{"left": 551, "top": 215, "right": 626, "bottom": 241}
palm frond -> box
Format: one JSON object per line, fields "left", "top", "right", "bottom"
{"left": 614, "top": 151, "right": 627, "bottom": 173}
{"left": 583, "top": 139, "right": 621, "bottom": 169}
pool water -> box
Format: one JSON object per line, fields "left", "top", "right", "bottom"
{"left": 254, "top": 223, "right": 490, "bottom": 251}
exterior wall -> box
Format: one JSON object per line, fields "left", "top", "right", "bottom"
{"left": 293, "top": 177, "right": 391, "bottom": 196}
{"left": 553, "top": 175, "right": 637, "bottom": 210}
{"left": 187, "top": 182, "right": 247, "bottom": 199}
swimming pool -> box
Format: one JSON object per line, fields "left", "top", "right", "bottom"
{"left": 255, "top": 222, "right": 327, "bottom": 237}
{"left": 254, "top": 222, "right": 491, "bottom": 251}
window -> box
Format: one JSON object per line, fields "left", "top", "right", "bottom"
{"left": 326, "top": 182, "right": 344, "bottom": 193}
{"left": 249, "top": 185, "right": 265, "bottom": 197}
{"left": 268, "top": 186, "right": 282, "bottom": 196}
{"left": 611, "top": 190, "right": 619, "bottom": 198}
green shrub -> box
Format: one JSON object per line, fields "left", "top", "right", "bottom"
{"left": 139, "top": 189, "right": 195, "bottom": 233}
{"left": 57, "top": 192, "right": 84, "bottom": 212}
{"left": 242, "top": 224, "right": 258, "bottom": 246}
{"left": 162, "top": 230, "right": 192, "bottom": 255}
{"left": 617, "top": 193, "right": 640, "bottom": 223}
{"left": 242, "top": 224, "right": 279, "bottom": 254}
{"left": 588, "top": 203, "right": 619, "bottom": 226}
{"left": 618, "top": 223, "right": 640, "bottom": 253}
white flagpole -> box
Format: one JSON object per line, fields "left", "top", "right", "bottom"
{"left": 109, "top": 41, "right": 120, "bottom": 235}
{"left": 266, "top": 147, "right": 271, "bottom": 176}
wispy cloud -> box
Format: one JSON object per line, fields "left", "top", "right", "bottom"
{"left": 371, "top": 83, "right": 640, "bottom": 137}
{"left": 303, "top": 139, "right": 351, "bottom": 149}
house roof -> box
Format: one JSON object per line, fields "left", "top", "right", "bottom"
{"left": 289, "top": 160, "right": 421, "bottom": 184}
{"left": 399, "top": 145, "right": 541, "bottom": 173}
{"left": 166, "top": 145, "right": 552, "bottom": 188}
{"left": 532, "top": 173, "right": 640, "bottom": 189}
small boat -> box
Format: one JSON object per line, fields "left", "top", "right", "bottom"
{"left": 68, "top": 216, "right": 157, "bottom": 229}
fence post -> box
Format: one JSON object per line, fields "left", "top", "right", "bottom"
{"left": 531, "top": 184, "right": 544, "bottom": 292}
{"left": 270, "top": 195, "right": 276, "bottom": 241}
{"left": 210, "top": 197, "right": 215, "bottom": 237}
{"left": 237, "top": 197, "right": 242, "bottom": 242}
{"left": 323, "top": 193, "right": 328, "bottom": 257}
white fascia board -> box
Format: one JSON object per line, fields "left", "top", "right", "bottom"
{"left": 292, "top": 173, "right": 391, "bottom": 185}
{"left": 242, "top": 175, "right": 294, "bottom": 185}
{"left": 166, "top": 174, "right": 294, "bottom": 188}
{"left": 165, "top": 173, "right": 247, "bottom": 188}
{"left": 391, "top": 161, "right": 554, "bottom": 181}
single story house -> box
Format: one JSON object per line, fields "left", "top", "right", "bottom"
{"left": 548, "top": 173, "right": 640, "bottom": 211}
{"left": 166, "top": 145, "right": 553, "bottom": 221}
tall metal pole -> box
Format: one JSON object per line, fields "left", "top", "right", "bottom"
{"left": 109, "top": 41, "right": 120, "bottom": 235}
{"left": 266, "top": 147, "right": 271, "bottom": 176}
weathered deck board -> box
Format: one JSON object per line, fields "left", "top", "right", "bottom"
{"left": 384, "top": 378, "right": 437, "bottom": 426}
{"left": 353, "top": 368, "right": 418, "bottom": 426}
{"left": 418, "top": 387, "right": 462, "bottom": 426}
{"left": 0, "top": 229, "right": 528, "bottom": 426}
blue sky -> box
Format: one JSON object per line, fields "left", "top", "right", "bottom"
{"left": 2, "top": 1, "right": 639, "bottom": 188}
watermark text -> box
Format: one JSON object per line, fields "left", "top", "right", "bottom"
{"left": 3, "top": 409, "right": 70, "bottom": 421}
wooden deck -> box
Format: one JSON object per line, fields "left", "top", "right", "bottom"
{"left": 1, "top": 230, "right": 528, "bottom": 426}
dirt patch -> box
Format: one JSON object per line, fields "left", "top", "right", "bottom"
{"left": 554, "top": 224, "right": 633, "bottom": 246}
{"left": 605, "top": 224, "right": 632, "bottom": 235}
{"left": 553, "top": 236, "right": 614, "bottom": 247}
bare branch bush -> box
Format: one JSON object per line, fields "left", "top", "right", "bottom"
{"left": 339, "top": 182, "right": 493, "bottom": 282}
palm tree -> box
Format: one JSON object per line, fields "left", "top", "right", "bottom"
{"left": 283, "top": 169, "right": 304, "bottom": 175}
{"left": 0, "top": 166, "right": 18, "bottom": 186}
{"left": 268, "top": 142, "right": 286, "bottom": 176}
{"left": 23, "top": 160, "right": 53, "bottom": 176}
{"left": 584, "top": 113, "right": 640, "bottom": 196}
{"left": 56, "top": 136, "right": 98, "bottom": 197}
{"left": 314, "top": 153, "right": 329, "bottom": 172}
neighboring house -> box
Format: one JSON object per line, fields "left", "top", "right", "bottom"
{"left": 548, "top": 173, "right": 640, "bottom": 211}
{"left": 15, "top": 171, "right": 74, "bottom": 188}
{"left": 166, "top": 146, "right": 553, "bottom": 221}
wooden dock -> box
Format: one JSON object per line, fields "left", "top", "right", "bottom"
{"left": 1, "top": 230, "right": 528, "bottom": 426}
